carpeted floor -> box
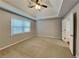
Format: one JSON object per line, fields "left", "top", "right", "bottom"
{"left": 0, "top": 37, "right": 73, "bottom": 58}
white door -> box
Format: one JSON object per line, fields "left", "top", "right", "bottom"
{"left": 66, "top": 13, "right": 73, "bottom": 54}
{"left": 62, "top": 19, "right": 66, "bottom": 41}
{"left": 62, "top": 19, "right": 69, "bottom": 42}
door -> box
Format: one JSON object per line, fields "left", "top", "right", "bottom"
{"left": 62, "top": 13, "right": 77, "bottom": 56}
{"left": 66, "top": 13, "right": 77, "bottom": 56}
{"left": 73, "top": 13, "right": 77, "bottom": 56}
{"left": 66, "top": 13, "right": 74, "bottom": 55}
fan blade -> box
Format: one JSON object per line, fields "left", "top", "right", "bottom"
{"left": 29, "top": 6, "right": 34, "bottom": 8}
{"left": 41, "top": 5, "right": 48, "bottom": 8}
{"left": 31, "top": 0, "right": 39, "bottom": 4}
{"left": 36, "top": 0, "right": 39, "bottom": 3}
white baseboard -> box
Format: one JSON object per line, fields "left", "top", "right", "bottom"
{"left": 37, "top": 34, "right": 61, "bottom": 39}
{"left": 0, "top": 36, "right": 35, "bottom": 51}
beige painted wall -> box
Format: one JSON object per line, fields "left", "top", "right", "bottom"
{"left": 77, "top": 10, "right": 79, "bottom": 57}
{"left": 37, "top": 19, "right": 62, "bottom": 39}
{"left": 0, "top": 9, "right": 36, "bottom": 49}
{"left": 63, "top": 3, "right": 79, "bottom": 57}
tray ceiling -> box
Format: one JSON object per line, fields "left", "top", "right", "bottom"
{"left": 1, "top": 0, "right": 79, "bottom": 20}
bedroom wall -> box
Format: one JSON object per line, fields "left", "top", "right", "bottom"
{"left": 36, "top": 19, "right": 62, "bottom": 39}
{"left": 63, "top": 3, "right": 79, "bottom": 57}
{"left": 77, "top": 10, "right": 79, "bottom": 58}
{"left": 0, "top": 9, "right": 36, "bottom": 49}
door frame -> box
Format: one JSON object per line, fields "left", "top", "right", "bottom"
{"left": 73, "top": 12, "right": 77, "bottom": 56}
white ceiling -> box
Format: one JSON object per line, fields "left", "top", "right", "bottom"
{"left": 1, "top": 0, "right": 79, "bottom": 20}
{"left": 59, "top": 0, "right": 79, "bottom": 17}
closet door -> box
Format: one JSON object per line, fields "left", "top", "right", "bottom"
{"left": 62, "top": 13, "right": 77, "bottom": 56}
{"left": 62, "top": 19, "right": 66, "bottom": 41}
{"left": 66, "top": 13, "right": 74, "bottom": 55}
{"left": 68, "top": 13, "right": 77, "bottom": 56}
{"left": 62, "top": 18, "right": 69, "bottom": 42}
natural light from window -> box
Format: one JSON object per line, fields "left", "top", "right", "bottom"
{"left": 11, "top": 18, "right": 31, "bottom": 35}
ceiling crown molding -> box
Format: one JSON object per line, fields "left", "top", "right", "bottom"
{"left": 0, "top": 0, "right": 36, "bottom": 20}
{"left": 36, "top": 16, "right": 62, "bottom": 20}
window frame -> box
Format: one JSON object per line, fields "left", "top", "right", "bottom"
{"left": 11, "top": 18, "right": 31, "bottom": 35}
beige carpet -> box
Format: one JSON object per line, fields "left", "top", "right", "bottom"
{"left": 0, "top": 37, "right": 73, "bottom": 58}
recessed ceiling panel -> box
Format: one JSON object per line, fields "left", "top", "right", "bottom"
{"left": 2, "top": 0, "right": 78, "bottom": 20}
{"left": 3, "top": 0, "right": 63, "bottom": 19}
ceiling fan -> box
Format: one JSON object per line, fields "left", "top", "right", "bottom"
{"left": 28, "top": 0, "right": 48, "bottom": 9}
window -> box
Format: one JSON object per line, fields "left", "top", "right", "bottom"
{"left": 11, "top": 18, "right": 31, "bottom": 35}
{"left": 24, "top": 21, "right": 31, "bottom": 32}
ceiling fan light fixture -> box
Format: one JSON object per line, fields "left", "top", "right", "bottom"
{"left": 35, "top": 5, "right": 41, "bottom": 10}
